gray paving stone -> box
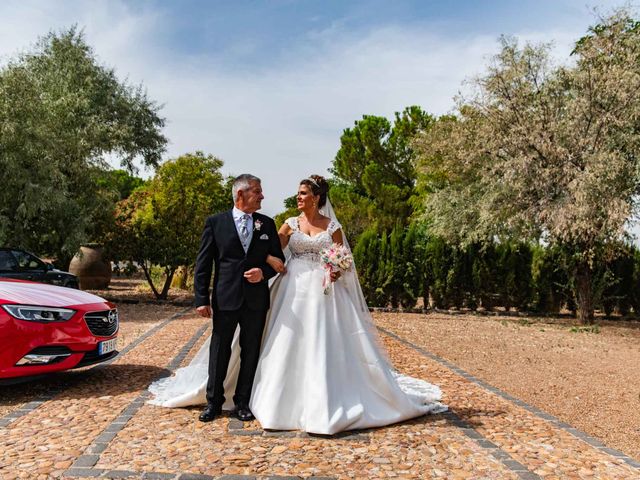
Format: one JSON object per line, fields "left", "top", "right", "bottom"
{"left": 178, "top": 473, "right": 215, "bottom": 479}
{"left": 623, "top": 457, "right": 640, "bottom": 469}
{"left": 263, "top": 430, "right": 298, "bottom": 438}
{"left": 104, "top": 470, "right": 139, "bottom": 478}
{"left": 502, "top": 459, "right": 528, "bottom": 471}
{"left": 72, "top": 454, "right": 100, "bottom": 468}
{"left": 227, "top": 420, "right": 244, "bottom": 430}
{"left": 142, "top": 473, "right": 178, "bottom": 480}
{"left": 106, "top": 422, "right": 126, "bottom": 432}
{"left": 476, "top": 439, "right": 498, "bottom": 449}
{"left": 581, "top": 436, "right": 605, "bottom": 447}
{"left": 601, "top": 447, "right": 626, "bottom": 457}
{"left": 491, "top": 449, "right": 513, "bottom": 461}
{"left": 95, "top": 431, "right": 118, "bottom": 443}
{"left": 122, "top": 406, "right": 139, "bottom": 416}
{"left": 553, "top": 421, "right": 573, "bottom": 429}
{"left": 233, "top": 429, "right": 263, "bottom": 436}
{"left": 537, "top": 412, "right": 557, "bottom": 421}
{"left": 89, "top": 442, "right": 109, "bottom": 454}
{"left": 516, "top": 472, "right": 542, "bottom": 480}
{"left": 460, "top": 428, "right": 483, "bottom": 439}
{"left": 63, "top": 467, "right": 104, "bottom": 477}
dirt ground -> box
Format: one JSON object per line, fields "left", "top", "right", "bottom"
{"left": 374, "top": 311, "right": 640, "bottom": 460}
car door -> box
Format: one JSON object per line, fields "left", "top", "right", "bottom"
{"left": 11, "top": 250, "right": 47, "bottom": 282}
{"left": 0, "top": 250, "right": 21, "bottom": 280}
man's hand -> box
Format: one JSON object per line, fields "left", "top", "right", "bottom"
{"left": 244, "top": 267, "right": 264, "bottom": 283}
{"left": 196, "top": 305, "right": 212, "bottom": 318}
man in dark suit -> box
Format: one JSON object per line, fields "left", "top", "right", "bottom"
{"left": 194, "top": 174, "right": 285, "bottom": 422}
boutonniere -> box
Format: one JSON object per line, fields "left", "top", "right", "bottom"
{"left": 254, "top": 219, "right": 263, "bottom": 231}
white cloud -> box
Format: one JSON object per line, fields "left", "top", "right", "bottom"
{"left": 0, "top": 1, "right": 607, "bottom": 215}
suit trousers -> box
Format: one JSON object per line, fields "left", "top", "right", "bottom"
{"left": 206, "top": 303, "right": 267, "bottom": 408}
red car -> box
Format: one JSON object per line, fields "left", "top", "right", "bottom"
{"left": 0, "top": 278, "right": 118, "bottom": 383}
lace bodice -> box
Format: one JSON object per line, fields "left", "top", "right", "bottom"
{"left": 286, "top": 217, "right": 342, "bottom": 262}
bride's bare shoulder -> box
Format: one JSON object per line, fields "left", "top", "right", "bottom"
{"left": 279, "top": 217, "right": 296, "bottom": 234}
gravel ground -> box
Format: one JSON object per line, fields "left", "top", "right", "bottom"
{"left": 374, "top": 312, "right": 640, "bottom": 461}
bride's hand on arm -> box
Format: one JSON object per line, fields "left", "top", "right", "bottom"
{"left": 266, "top": 254, "right": 286, "bottom": 274}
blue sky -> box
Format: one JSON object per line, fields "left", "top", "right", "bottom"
{"left": 0, "top": 0, "right": 628, "bottom": 215}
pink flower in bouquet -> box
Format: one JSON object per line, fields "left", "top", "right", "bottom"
{"left": 319, "top": 243, "right": 353, "bottom": 294}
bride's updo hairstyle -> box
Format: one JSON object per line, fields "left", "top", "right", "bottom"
{"left": 300, "top": 174, "right": 329, "bottom": 209}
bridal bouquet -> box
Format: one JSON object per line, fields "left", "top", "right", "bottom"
{"left": 319, "top": 243, "right": 353, "bottom": 294}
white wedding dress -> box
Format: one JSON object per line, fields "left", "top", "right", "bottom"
{"left": 149, "top": 209, "right": 446, "bottom": 434}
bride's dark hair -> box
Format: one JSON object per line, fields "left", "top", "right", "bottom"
{"left": 300, "top": 175, "right": 329, "bottom": 208}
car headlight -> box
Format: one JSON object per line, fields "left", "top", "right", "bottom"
{"left": 2, "top": 305, "right": 76, "bottom": 322}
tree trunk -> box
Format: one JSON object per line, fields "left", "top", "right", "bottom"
{"left": 141, "top": 262, "right": 161, "bottom": 299}
{"left": 159, "top": 268, "right": 176, "bottom": 300}
{"left": 575, "top": 261, "right": 595, "bottom": 324}
{"left": 179, "top": 266, "right": 191, "bottom": 290}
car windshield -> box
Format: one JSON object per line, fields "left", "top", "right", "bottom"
{"left": 11, "top": 250, "right": 44, "bottom": 270}
{"left": 0, "top": 251, "right": 19, "bottom": 272}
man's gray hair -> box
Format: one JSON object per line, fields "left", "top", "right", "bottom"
{"left": 232, "top": 174, "right": 261, "bottom": 202}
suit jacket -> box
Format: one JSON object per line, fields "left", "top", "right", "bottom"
{"left": 194, "top": 210, "right": 285, "bottom": 311}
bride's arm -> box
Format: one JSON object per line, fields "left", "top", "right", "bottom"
{"left": 330, "top": 228, "right": 344, "bottom": 282}
{"left": 264, "top": 223, "right": 293, "bottom": 275}
{"left": 279, "top": 223, "right": 293, "bottom": 249}
{"left": 331, "top": 229, "right": 343, "bottom": 246}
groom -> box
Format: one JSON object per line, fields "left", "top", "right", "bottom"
{"left": 194, "top": 174, "right": 285, "bottom": 422}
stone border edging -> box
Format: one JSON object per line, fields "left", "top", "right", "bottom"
{"left": 0, "top": 308, "right": 192, "bottom": 429}
{"left": 377, "top": 325, "right": 640, "bottom": 472}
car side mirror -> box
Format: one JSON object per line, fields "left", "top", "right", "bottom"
{"left": 46, "top": 263, "right": 54, "bottom": 271}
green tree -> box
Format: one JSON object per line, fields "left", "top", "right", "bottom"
{"left": 398, "top": 223, "right": 422, "bottom": 309}
{"left": 96, "top": 169, "right": 147, "bottom": 201}
{"left": 331, "top": 106, "right": 435, "bottom": 241}
{"left": 110, "top": 152, "right": 232, "bottom": 299}
{"left": 274, "top": 194, "right": 299, "bottom": 229}
{"left": 352, "top": 226, "right": 381, "bottom": 304}
{"left": 0, "top": 27, "right": 166, "bottom": 264}
{"left": 415, "top": 12, "right": 640, "bottom": 323}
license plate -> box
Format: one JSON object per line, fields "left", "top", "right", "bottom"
{"left": 98, "top": 338, "right": 117, "bottom": 355}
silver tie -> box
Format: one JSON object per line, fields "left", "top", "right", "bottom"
{"left": 239, "top": 214, "right": 250, "bottom": 250}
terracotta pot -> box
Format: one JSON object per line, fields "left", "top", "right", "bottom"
{"left": 69, "top": 245, "right": 112, "bottom": 290}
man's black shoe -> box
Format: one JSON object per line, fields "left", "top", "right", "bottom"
{"left": 234, "top": 405, "right": 255, "bottom": 422}
{"left": 199, "top": 404, "right": 222, "bottom": 422}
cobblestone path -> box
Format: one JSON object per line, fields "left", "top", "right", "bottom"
{"left": 0, "top": 311, "right": 638, "bottom": 480}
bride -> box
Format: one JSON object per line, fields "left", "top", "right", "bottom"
{"left": 149, "top": 175, "right": 446, "bottom": 434}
